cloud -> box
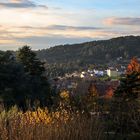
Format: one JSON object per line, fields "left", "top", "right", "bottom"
{"left": 16, "top": 35, "right": 93, "bottom": 48}
{"left": 0, "top": 16, "right": 140, "bottom": 50}
{"left": 0, "top": 0, "right": 47, "bottom": 9}
{"left": 0, "top": 24, "right": 111, "bottom": 50}
{"left": 15, "top": 27, "right": 140, "bottom": 50}
{"left": 20, "top": 25, "right": 103, "bottom": 31}
{"left": 12, "top": 25, "right": 107, "bottom": 39}
{"left": 104, "top": 17, "right": 140, "bottom": 25}
{"left": 0, "top": 23, "right": 140, "bottom": 50}
{"left": 46, "top": 25, "right": 102, "bottom": 31}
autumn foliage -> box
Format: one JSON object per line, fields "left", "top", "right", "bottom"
{"left": 127, "top": 57, "right": 140, "bottom": 75}
{"left": 0, "top": 106, "right": 103, "bottom": 140}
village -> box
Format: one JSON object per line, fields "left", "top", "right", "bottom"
{"left": 50, "top": 66, "right": 126, "bottom": 99}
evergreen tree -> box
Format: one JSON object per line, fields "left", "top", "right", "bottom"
{"left": 0, "top": 51, "right": 28, "bottom": 107}
{"left": 110, "top": 58, "right": 140, "bottom": 138}
{"left": 115, "top": 72, "right": 140, "bottom": 100}
{"left": 17, "top": 46, "right": 45, "bottom": 76}
{"left": 17, "top": 46, "right": 51, "bottom": 107}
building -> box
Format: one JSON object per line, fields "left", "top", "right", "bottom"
{"left": 107, "top": 68, "right": 120, "bottom": 77}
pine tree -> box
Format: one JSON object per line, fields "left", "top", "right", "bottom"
{"left": 0, "top": 51, "right": 28, "bottom": 107}
{"left": 17, "top": 46, "right": 45, "bottom": 76}
{"left": 16, "top": 46, "right": 51, "bottom": 107}
{"left": 111, "top": 58, "right": 140, "bottom": 137}
{"left": 115, "top": 72, "right": 140, "bottom": 101}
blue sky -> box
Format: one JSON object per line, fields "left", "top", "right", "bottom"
{"left": 0, "top": 0, "right": 140, "bottom": 50}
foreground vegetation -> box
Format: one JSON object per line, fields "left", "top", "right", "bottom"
{"left": 0, "top": 106, "right": 104, "bottom": 140}
{"left": 0, "top": 101, "right": 140, "bottom": 140}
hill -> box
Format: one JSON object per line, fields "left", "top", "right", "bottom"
{"left": 37, "top": 36, "right": 140, "bottom": 65}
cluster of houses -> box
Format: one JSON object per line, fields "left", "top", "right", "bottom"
{"left": 64, "top": 67, "right": 125, "bottom": 79}
{"left": 50, "top": 66, "right": 125, "bottom": 99}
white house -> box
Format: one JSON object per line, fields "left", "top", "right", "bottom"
{"left": 94, "top": 69, "right": 104, "bottom": 76}
{"left": 80, "top": 73, "right": 85, "bottom": 78}
{"left": 107, "top": 68, "right": 120, "bottom": 77}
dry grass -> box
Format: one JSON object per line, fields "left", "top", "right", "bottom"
{"left": 0, "top": 106, "right": 104, "bottom": 140}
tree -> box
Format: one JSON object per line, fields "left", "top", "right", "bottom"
{"left": 127, "top": 57, "right": 140, "bottom": 75}
{"left": 0, "top": 51, "right": 14, "bottom": 64}
{"left": 16, "top": 46, "right": 51, "bottom": 107}
{"left": 17, "top": 46, "right": 45, "bottom": 76}
{"left": 85, "top": 83, "right": 99, "bottom": 113}
{"left": 110, "top": 58, "right": 140, "bottom": 138}
{"left": 115, "top": 57, "right": 140, "bottom": 100}
{"left": 0, "top": 51, "right": 28, "bottom": 108}
{"left": 114, "top": 73, "right": 140, "bottom": 100}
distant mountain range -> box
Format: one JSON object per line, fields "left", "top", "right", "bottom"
{"left": 37, "top": 36, "right": 140, "bottom": 65}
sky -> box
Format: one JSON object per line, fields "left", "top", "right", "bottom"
{"left": 0, "top": 0, "right": 140, "bottom": 50}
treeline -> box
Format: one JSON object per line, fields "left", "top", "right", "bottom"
{"left": 37, "top": 36, "right": 140, "bottom": 63}
{"left": 0, "top": 46, "right": 51, "bottom": 109}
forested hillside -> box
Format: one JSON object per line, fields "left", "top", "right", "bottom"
{"left": 37, "top": 36, "right": 140, "bottom": 64}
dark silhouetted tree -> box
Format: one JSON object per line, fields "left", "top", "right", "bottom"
{"left": 110, "top": 58, "right": 140, "bottom": 139}
{"left": 16, "top": 46, "right": 51, "bottom": 107}
{"left": 17, "top": 46, "right": 45, "bottom": 76}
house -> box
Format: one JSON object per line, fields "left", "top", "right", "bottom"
{"left": 94, "top": 69, "right": 104, "bottom": 76}
{"left": 107, "top": 68, "right": 120, "bottom": 77}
